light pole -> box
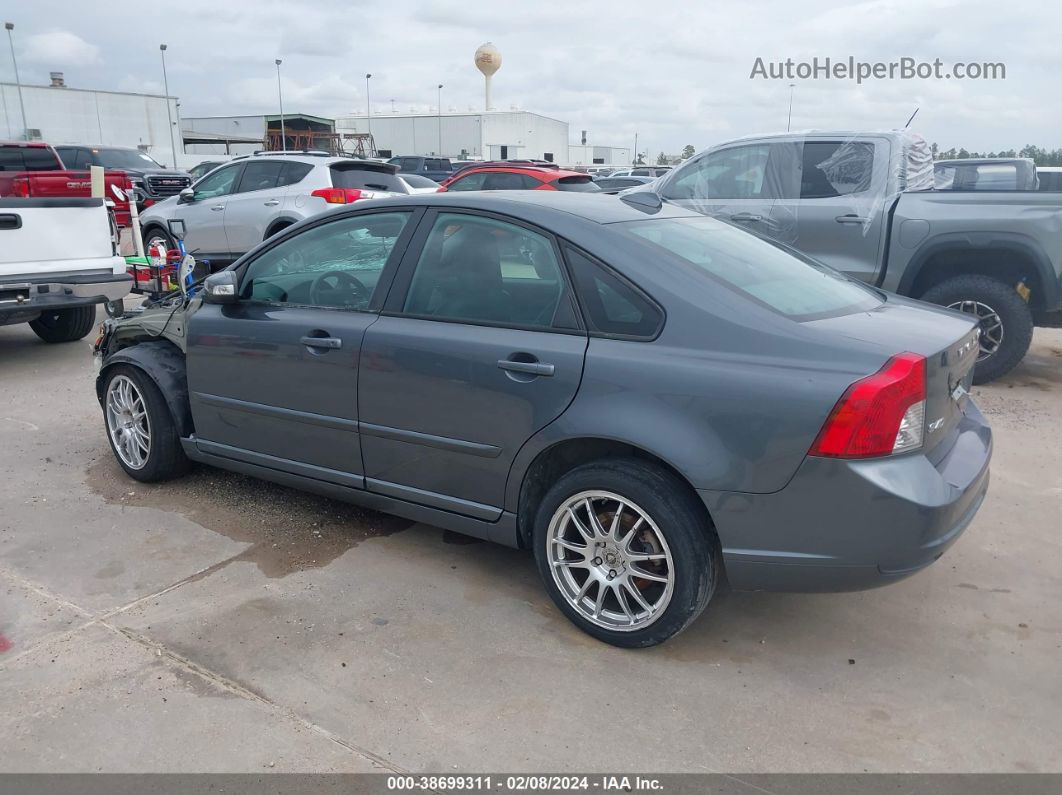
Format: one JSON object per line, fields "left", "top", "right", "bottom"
{"left": 159, "top": 44, "right": 178, "bottom": 167}
{"left": 365, "top": 73, "right": 372, "bottom": 154}
{"left": 275, "top": 59, "right": 285, "bottom": 151}
{"left": 4, "top": 22, "right": 27, "bottom": 139}
{"left": 786, "top": 83, "right": 795, "bottom": 132}
{"left": 633, "top": 133, "right": 638, "bottom": 165}
{"left": 437, "top": 84, "right": 443, "bottom": 155}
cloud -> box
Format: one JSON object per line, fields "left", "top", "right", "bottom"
{"left": 6, "top": 0, "right": 1061, "bottom": 153}
{"left": 22, "top": 30, "right": 101, "bottom": 67}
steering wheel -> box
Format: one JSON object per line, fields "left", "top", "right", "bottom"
{"left": 308, "top": 270, "right": 369, "bottom": 307}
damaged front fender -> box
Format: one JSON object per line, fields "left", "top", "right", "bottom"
{"left": 96, "top": 340, "right": 193, "bottom": 438}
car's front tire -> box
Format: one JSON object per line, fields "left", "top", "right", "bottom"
{"left": 29, "top": 306, "right": 97, "bottom": 343}
{"left": 921, "top": 274, "right": 1033, "bottom": 384}
{"left": 102, "top": 365, "right": 189, "bottom": 482}
{"left": 533, "top": 459, "right": 718, "bottom": 648}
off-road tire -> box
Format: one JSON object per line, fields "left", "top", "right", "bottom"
{"left": 921, "top": 274, "right": 1034, "bottom": 384}
{"left": 29, "top": 306, "right": 97, "bottom": 343}
{"left": 533, "top": 458, "right": 718, "bottom": 648}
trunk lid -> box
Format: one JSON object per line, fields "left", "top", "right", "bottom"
{"left": 805, "top": 297, "right": 980, "bottom": 456}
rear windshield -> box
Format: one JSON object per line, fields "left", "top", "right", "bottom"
{"left": 0, "top": 146, "right": 61, "bottom": 171}
{"left": 554, "top": 176, "right": 601, "bottom": 192}
{"left": 94, "top": 149, "right": 164, "bottom": 169}
{"left": 330, "top": 165, "right": 405, "bottom": 192}
{"left": 400, "top": 174, "right": 440, "bottom": 188}
{"left": 623, "top": 217, "right": 881, "bottom": 320}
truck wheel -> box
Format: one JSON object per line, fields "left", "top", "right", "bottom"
{"left": 29, "top": 306, "right": 97, "bottom": 343}
{"left": 921, "top": 275, "right": 1033, "bottom": 384}
{"left": 533, "top": 458, "right": 718, "bottom": 648}
{"left": 102, "top": 365, "right": 190, "bottom": 482}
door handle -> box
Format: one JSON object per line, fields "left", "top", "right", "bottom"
{"left": 835, "top": 214, "right": 868, "bottom": 224}
{"left": 263, "top": 200, "right": 280, "bottom": 206}
{"left": 211, "top": 205, "right": 225, "bottom": 212}
{"left": 730, "top": 212, "right": 763, "bottom": 222}
{"left": 300, "top": 335, "right": 342, "bottom": 350}
{"left": 498, "top": 357, "right": 555, "bottom": 377}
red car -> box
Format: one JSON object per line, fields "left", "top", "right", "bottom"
{"left": 437, "top": 164, "right": 600, "bottom": 193}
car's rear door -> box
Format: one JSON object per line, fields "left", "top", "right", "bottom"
{"left": 222, "top": 159, "right": 286, "bottom": 255}
{"left": 357, "top": 209, "right": 588, "bottom": 520}
{"left": 766, "top": 136, "right": 890, "bottom": 283}
{"left": 185, "top": 208, "right": 420, "bottom": 485}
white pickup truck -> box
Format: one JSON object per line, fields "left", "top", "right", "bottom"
{"left": 0, "top": 198, "right": 131, "bottom": 343}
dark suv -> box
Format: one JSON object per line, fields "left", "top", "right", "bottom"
{"left": 388, "top": 155, "right": 453, "bottom": 182}
{"left": 54, "top": 145, "right": 192, "bottom": 205}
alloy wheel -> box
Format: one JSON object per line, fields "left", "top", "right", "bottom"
{"left": 947, "top": 300, "right": 1003, "bottom": 361}
{"left": 106, "top": 375, "right": 151, "bottom": 469}
{"left": 546, "top": 490, "right": 675, "bottom": 631}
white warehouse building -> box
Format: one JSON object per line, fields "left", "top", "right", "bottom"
{"left": 1, "top": 76, "right": 182, "bottom": 166}
{"left": 336, "top": 110, "right": 628, "bottom": 165}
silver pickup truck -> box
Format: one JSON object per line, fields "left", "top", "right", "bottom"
{"left": 0, "top": 198, "right": 131, "bottom": 343}
{"left": 650, "top": 131, "right": 1062, "bottom": 382}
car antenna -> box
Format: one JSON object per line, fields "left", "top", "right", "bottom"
{"left": 620, "top": 191, "right": 664, "bottom": 214}
{"left": 904, "top": 107, "right": 919, "bottom": 128}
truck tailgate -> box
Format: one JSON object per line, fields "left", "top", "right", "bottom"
{"left": 0, "top": 198, "right": 125, "bottom": 278}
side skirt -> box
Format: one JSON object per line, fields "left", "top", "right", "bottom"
{"left": 180, "top": 438, "right": 520, "bottom": 547}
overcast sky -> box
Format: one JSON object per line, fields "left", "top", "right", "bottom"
{"left": 4, "top": 0, "right": 1060, "bottom": 154}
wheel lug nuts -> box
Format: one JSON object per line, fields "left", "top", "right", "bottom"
{"left": 592, "top": 557, "right": 603, "bottom": 566}
{"left": 607, "top": 570, "right": 617, "bottom": 580}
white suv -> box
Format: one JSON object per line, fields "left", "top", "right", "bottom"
{"left": 139, "top": 153, "right": 408, "bottom": 266}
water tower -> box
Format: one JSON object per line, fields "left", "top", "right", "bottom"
{"left": 474, "top": 43, "right": 502, "bottom": 111}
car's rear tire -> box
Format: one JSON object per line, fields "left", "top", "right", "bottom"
{"left": 102, "top": 365, "right": 190, "bottom": 482}
{"left": 921, "top": 275, "right": 1034, "bottom": 384}
{"left": 29, "top": 306, "right": 97, "bottom": 343}
{"left": 533, "top": 458, "right": 718, "bottom": 648}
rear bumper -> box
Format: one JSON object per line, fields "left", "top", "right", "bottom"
{"left": 0, "top": 271, "right": 132, "bottom": 320}
{"left": 700, "top": 400, "right": 993, "bottom": 592}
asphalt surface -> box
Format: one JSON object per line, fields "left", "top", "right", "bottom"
{"left": 1, "top": 310, "right": 1060, "bottom": 773}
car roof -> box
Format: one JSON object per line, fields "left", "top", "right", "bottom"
{"left": 236, "top": 154, "right": 399, "bottom": 173}
{"left": 354, "top": 190, "right": 700, "bottom": 225}
{"left": 0, "top": 140, "right": 52, "bottom": 148}
{"left": 454, "top": 165, "right": 588, "bottom": 180}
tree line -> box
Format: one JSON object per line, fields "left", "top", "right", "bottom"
{"left": 931, "top": 144, "right": 1062, "bottom": 166}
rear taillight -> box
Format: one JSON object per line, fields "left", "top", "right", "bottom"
{"left": 11, "top": 176, "right": 29, "bottom": 198}
{"left": 311, "top": 188, "right": 363, "bottom": 204}
{"left": 809, "top": 353, "right": 926, "bottom": 459}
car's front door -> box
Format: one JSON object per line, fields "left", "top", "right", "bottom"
{"left": 185, "top": 208, "right": 419, "bottom": 485}
{"left": 358, "top": 210, "right": 588, "bottom": 520}
{"left": 660, "top": 141, "right": 798, "bottom": 238}
{"left": 222, "top": 159, "right": 287, "bottom": 255}
{"left": 178, "top": 162, "right": 243, "bottom": 258}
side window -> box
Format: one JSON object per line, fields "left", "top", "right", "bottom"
{"left": 446, "top": 172, "right": 487, "bottom": 191}
{"left": 278, "top": 161, "right": 313, "bottom": 186}
{"left": 236, "top": 161, "right": 284, "bottom": 193}
{"left": 481, "top": 172, "right": 534, "bottom": 190}
{"left": 193, "top": 165, "right": 241, "bottom": 199}
{"left": 403, "top": 212, "right": 568, "bottom": 328}
{"left": 800, "top": 142, "right": 874, "bottom": 198}
{"left": 664, "top": 144, "right": 772, "bottom": 200}
{"left": 565, "top": 247, "right": 663, "bottom": 339}
{"left": 241, "top": 212, "right": 411, "bottom": 309}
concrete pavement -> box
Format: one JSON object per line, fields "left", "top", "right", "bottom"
{"left": 1, "top": 311, "right": 1060, "bottom": 773}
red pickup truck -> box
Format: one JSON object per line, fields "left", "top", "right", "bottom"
{"left": 0, "top": 141, "right": 134, "bottom": 226}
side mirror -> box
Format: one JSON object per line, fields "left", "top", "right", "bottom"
{"left": 202, "top": 271, "right": 238, "bottom": 304}
{"left": 177, "top": 188, "right": 194, "bottom": 204}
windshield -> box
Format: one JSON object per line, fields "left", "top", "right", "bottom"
{"left": 623, "top": 217, "right": 881, "bottom": 320}
{"left": 94, "top": 149, "right": 164, "bottom": 169}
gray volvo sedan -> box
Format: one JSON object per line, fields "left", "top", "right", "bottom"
{"left": 94, "top": 191, "right": 991, "bottom": 647}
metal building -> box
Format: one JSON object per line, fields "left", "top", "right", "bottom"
{"left": 1, "top": 76, "right": 181, "bottom": 165}
{"left": 335, "top": 110, "right": 570, "bottom": 162}
{"left": 566, "top": 144, "right": 632, "bottom": 166}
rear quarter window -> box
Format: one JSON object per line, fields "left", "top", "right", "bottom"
{"left": 623, "top": 217, "right": 881, "bottom": 321}
{"left": 554, "top": 176, "right": 601, "bottom": 192}
{"left": 565, "top": 247, "right": 663, "bottom": 338}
